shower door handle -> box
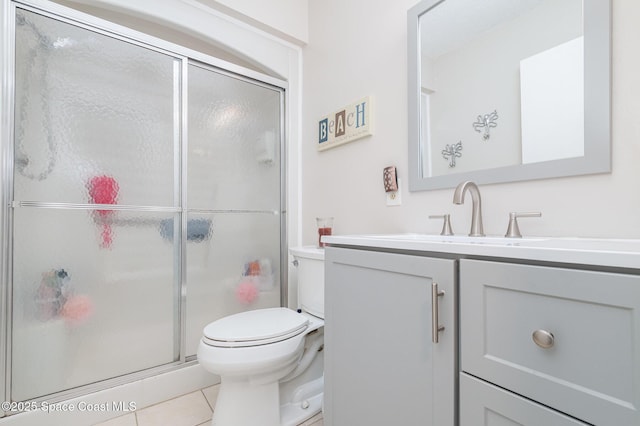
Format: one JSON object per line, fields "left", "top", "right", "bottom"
{"left": 431, "top": 282, "right": 445, "bottom": 344}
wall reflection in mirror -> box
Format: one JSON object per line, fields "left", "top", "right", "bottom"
{"left": 407, "top": 0, "right": 610, "bottom": 191}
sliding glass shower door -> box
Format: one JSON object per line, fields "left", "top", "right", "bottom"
{"left": 7, "top": 4, "right": 284, "bottom": 402}
{"left": 185, "top": 64, "right": 283, "bottom": 356}
{"left": 12, "top": 8, "right": 180, "bottom": 401}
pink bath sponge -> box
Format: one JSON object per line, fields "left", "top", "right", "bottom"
{"left": 235, "top": 280, "right": 259, "bottom": 304}
{"left": 60, "top": 295, "right": 94, "bottom": 326}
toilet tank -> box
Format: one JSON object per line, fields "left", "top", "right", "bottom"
{"left": 290, "top": 246, "right": 325, "bottom": 319}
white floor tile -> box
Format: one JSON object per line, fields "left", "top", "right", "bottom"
{"left": 135, "top": 391, "right": 212, "bottom": 426}
{"left": 93, "top": 413, "right": 137, "bottom": 426}
{"left": 137, "top": 365, "right": 217, "bottom": 409}
{"left": 299, "top": 412, "right": 323, "bottom": 426}
{"left": 200, "top": 384, "right": 220, "bottom": 411}
{"left": 91, "top": 384, "right": 322, "bottom": 426}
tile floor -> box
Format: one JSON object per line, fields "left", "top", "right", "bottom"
{"left": 93, "top": 384, "right": 323, "bottom": 426}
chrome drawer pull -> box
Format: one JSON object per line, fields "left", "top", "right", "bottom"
{"left": 431, "top": 282, "right": 445, "bottom": 343}
{"left": 532, "top": 329, "right": 555, "bottom": 349}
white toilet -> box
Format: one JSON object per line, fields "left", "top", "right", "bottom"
{"left": 197, "top": 246, "right": 325, "bottom": 426}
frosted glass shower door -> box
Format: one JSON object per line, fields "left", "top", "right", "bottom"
{"left": 185, "top": 63, "right": 284, "bottom": 355}
{"left": 11, "top": 9, "right": 180, "bottom": 400}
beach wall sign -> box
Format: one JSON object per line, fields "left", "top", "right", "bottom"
{"left": 317, "top": 96, "right": 373, "bottom": 151}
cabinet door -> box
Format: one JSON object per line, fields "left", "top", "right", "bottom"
{"left": 460, "top": 373, "right": 588, "bottom": 426}
{"left": 324, "top": 247, "right": 456, "bottom": 426}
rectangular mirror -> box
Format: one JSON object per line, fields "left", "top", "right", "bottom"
{"left": 408, "top": 0, "right": 611, "bottom": 191}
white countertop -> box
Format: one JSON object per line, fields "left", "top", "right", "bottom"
{"left": 322, "top": 234, "right": 640, "bottom": 270}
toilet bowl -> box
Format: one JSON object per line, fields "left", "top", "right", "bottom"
{"left": 197, "top": 246, "right": 325, "bottom": 426}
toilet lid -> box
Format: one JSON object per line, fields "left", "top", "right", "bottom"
{"left": 202, "top": 307, "right": 309, "bottom": 348}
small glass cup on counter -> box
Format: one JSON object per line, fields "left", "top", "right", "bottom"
{"left": 316, "top": 217, "right": 334, "bottom": 248}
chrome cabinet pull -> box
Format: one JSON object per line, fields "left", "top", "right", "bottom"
{"left": 432, "top": 282, "right": 445, "bottom": 343}
{"left": 532, "top": 329, "right": 555, "bottom": 349}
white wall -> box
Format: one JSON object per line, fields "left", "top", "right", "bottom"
{"left": 202, "top": 0, "right": 308, "bottom": 45}
{"left": 302, "top": 0, "right": 640, "bottom": 241}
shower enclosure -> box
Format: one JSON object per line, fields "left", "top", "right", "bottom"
{"left": 1, "top": 2, "right": 285, "bottom": 407}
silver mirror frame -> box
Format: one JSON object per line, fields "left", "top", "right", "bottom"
{"left": 407, "top": 0, "right": 611, "bottom": 191}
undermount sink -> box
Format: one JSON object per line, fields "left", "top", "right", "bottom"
{"left": 355, "top": 233, "right": 547, "bottom": 245}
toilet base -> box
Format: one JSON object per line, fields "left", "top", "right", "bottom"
{"left": 210, "top": 376, "right": 323, "bottom": 426}
{"left": 280, "top": 376, "right": 323, "bottom": 426}
{"left": 212, "top": 378, "right": 280, "bottom": 426}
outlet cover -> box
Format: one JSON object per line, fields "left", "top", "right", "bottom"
{"left": 386, "top": 178, "right": 402, "bottom": 206}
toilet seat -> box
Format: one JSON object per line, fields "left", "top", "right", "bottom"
{"left": 203, "top": 307, "right": 309, "bottom": 348}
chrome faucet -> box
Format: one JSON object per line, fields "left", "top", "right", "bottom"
{"left": 453, "top": 181, "right": 485, "bottom": 237}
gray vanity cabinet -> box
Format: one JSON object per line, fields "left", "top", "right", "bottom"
{"left": 323, "top": 247, "right": 456, "bottom": 426}
{"left": 459, "top": 259, "right": 640, "bottom": 426}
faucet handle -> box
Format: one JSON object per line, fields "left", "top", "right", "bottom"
{"left": 505, "top": 212, "right": 542, "bottom": 238}
{"left": 429, "top": 214, "right": 454, "bottom": 236}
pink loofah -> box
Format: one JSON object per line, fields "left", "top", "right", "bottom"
{"left": 235, "top": 280, "right": 259, "bottom": 304}
{"left": 88, "top": 175, "right": 119, "bottom": 249}
{"left": 60, "top": 295, "right": 94, "bottom": 326}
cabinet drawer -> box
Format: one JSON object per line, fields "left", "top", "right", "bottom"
{"left": 460, "top": 259, "right": 640, "bottom": 426}
{"left": 460, "top": 373, "right": 588, "bottom": 426}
